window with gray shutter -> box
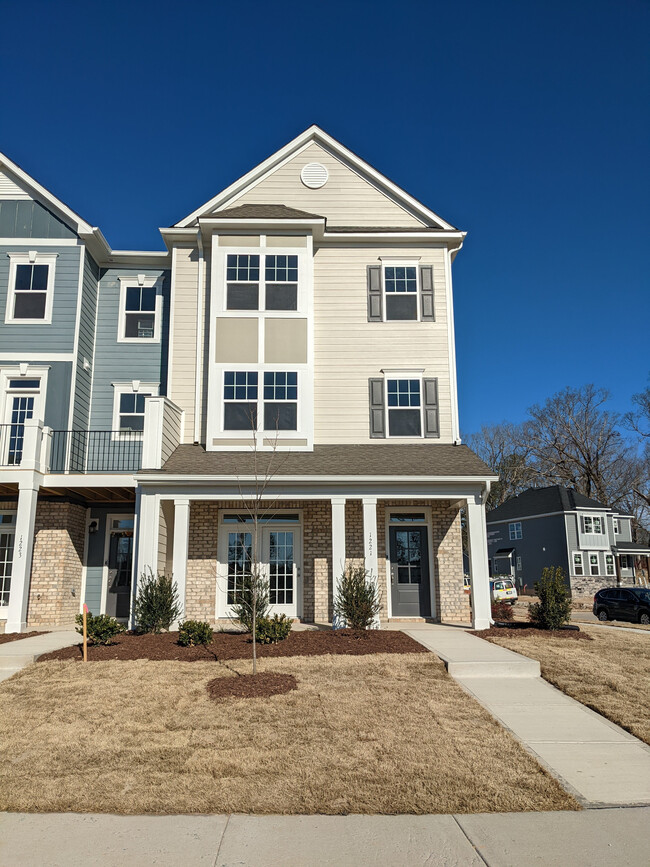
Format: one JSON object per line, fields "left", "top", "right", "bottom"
{"left": 367, "top": 265, "right": 383, "bottom": 322}
{"left": 423, "top": 378, "right": 440, "bottom": 438}
{"left": 368, "top": 378, "right": 385, "bottom": 437}
{"left": 419, "top": 265, "right": 435, "bottom": 321}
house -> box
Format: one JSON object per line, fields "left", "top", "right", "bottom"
{"left": 486, "top": 486, "right": 650, "bottom": 596}
{"left": 0, "top": 126, "right": 497, "bottom": 634}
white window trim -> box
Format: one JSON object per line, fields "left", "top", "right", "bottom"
{"left": 382, "top": 370, "right": 425, "bottom": 439}
{"left": 379, "top": 257, "right": 421, "bottom": 323}
{"left": 1, "top": 366, "right": 49, "bottom": 426}
{"left": 117, "top": 276, "right": 163, "bottom": 344}
{"left": 111, "top": 381, "right": 159, "bottom": 439}
{"left": 605, "top": 553, "right": 615, "bottom": 576}
{"left": 509, "top": 521, "right": 522, "bottom": 541}
{"left": 216, "top": 242, "right": 308, "bottom": 316}
{"left": 582, "top": 513, "right": 605, "bottom": 535}
{"left": 5, "top": 252, "right": 57, "bottom": 325}
{"left": 220, "top": 368, "right": 302, "bottom": 437}
{"left": 588, "top": 552, "right": 600, "bottom": 576}
{"left": 572, "top": 551, "right": 584, "bottom": 576}
{"left": 613, "top": 518, "right": 620, "bottom": 534}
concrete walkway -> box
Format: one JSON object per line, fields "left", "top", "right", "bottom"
{"left": 0, "top": 630, "right": 79, "bottom": 682}
{"left": 401, "top": 623, "right": 650, "bottom": 807}
{"left": 1, "top": 808, "right": 648, "bottom": 866}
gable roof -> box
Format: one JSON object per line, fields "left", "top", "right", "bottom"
{"left": 205, "top": 203, "right": 324, "bottom": 221}
{"left": 487, "top": 486, "right": 612, "bottom": 522}
{"left": 174, "top": 125, "right": 457, "bottom": 231}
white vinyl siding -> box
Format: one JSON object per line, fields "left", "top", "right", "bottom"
{"left": 313, "top": 245, "right": 452, "bottom": 444}
{"left": 224, "top": 142, "right": 425, "bottom": 228}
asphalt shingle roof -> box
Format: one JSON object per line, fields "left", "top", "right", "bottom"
{"left": 147, "top": 443, "right": 494, "bottom": 478}
{"left": 487, "top": 486, "right": 611, "bottom": 522}
{"left": 208, "top": 204, "right": 324, "bottom": 220}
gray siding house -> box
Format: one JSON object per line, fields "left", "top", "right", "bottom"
{"left": 486, "top": 486, "right": 650, "bottom": 597}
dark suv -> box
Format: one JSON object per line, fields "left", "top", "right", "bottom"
{"left": 593, "top": 587, "right": 650, "bottom": 624}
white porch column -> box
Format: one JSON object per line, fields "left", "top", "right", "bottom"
{"left": 5, "top": 480, "right": 40, "bottom": 633}
{"left": 172, "top": 498, "right": 190, "bottom": 623}
{"left": 467, "top": 493, "right": 492, "bottom": 630}
{"left": 362, "top": 497, "right": 380, "bottom": 628}
{"left": 130, "top": 487, "right": 160, "bottom": 629}
{"left": 331, "top": 497, "right": 346, "bottom": 627}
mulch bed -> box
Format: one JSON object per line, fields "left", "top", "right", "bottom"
{"left": 206, "top": 671, "right": 298, "bottom": 701}
{"left": 0, "top": 631, "right": 46, "bottom": 646}
{"left": 473, "top": 624, "right": 592, "bottom": 641}
{"left": 37, "top": 628, "right": 428, "bottom": 662}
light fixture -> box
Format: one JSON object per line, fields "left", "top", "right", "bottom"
{"left": 89, "top": 520, "right": 99, "bottom": 535}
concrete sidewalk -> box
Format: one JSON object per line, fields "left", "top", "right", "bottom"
{"left": 402, "top": 624, "right": 650, "bottom": 807}
{"left": 0, "top": 630, "right": 79, "bottom": 682}
{"left": 0, "top": 808, "right": 648, "bottom": 866}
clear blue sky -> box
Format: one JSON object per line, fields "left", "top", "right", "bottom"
{"left": 1, "top": 0, "right": 648, "bottom": 434}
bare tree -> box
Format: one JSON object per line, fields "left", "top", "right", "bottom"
{"left": 624, "top": 384, "right": 650, "bottom": 510}
{"left": 465, "top": 422, "right": 535, "bottom": 510}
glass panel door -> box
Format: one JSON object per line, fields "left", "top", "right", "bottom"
{"left": 0, "top": 530, "right": 15, "bottom": 606}
{"left": 264, "top": 527, "right": 300, "bottom": 617}
{"left": 7, "top": 395, "right": 34, "bottom": 465}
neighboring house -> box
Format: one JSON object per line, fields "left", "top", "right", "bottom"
{"left": 0, "top": 126, "right": 496, "bottom": 634}
{"left": 486, "top": 486, "right": 650, "bottom": 596}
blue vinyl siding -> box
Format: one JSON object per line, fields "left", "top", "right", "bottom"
{"left": 44, "top": 362, "right": 73, "bottom": 429}
{"left": 89, "top": 268, "right": 170, "bottom": 430}
{"left": 0, "top": 243, "right": 82, "bottom": 354}
{"left": 72, "top": 252, "right": 100, "bottom": 431}
{"left": 0, "top": 200, "right": 75, "bottom": 239}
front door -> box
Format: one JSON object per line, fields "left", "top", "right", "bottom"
{"left": 0, "top": 526, "right": 15, "bottom": 607}
{"left": 105, "top": 519, "right": 134, "bottom": 619}
{"left": 389, "top": 526, "right": 430, "bottom": 617}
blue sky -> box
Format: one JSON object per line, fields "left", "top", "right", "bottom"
{"left": 1, "top": 0, "right": 648, "bottom": 434}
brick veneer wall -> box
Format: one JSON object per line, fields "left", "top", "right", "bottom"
{"left": 571, "top": 574, "right": 615, "bottom": 597}
{"left": 27, "top": 500, "right": 86, "bottom": 627}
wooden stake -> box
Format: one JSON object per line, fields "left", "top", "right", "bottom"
{"left": 82, "top": 603, "right": 88, "bottom": 663}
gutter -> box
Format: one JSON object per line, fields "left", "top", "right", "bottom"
{"left": 193, "top": 229, "right": 204, "bottom": 443}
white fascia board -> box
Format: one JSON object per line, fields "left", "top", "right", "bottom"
{"left": 322, "top": 231, "right": 466, "bottom": 242}
{"left": 42, "top": 473, "right": 136, "bottom": 488}
{"left": 174, "top": 125, "right": 456, "bottom": 231}
{"left": 0, "top": 151, "right": 94, "bottom": 235}
{"left": 135, "top": 473, "right": 498, "bottom": 485}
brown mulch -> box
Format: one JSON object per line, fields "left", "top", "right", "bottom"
{"left": 0, "top": 631, "right": 46, "bottom": 646}
{"left": 37, "top": 628, "right": 428, "bottom": 663}
{"left": 206, "top": 671, "right": 298, "bottom": 701}
{"left": 473, "top": 624, "right": 592, "bottom": 641}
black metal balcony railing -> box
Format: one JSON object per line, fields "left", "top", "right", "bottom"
{"left": 49, "top": 430, "right": 143, "bottom": 473}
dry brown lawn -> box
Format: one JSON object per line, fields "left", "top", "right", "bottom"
{"left": 0, "top": 653, "right": 577, "bottom": 815}
{"left": 482, "top": 626, "right": 650, "bottom": 746}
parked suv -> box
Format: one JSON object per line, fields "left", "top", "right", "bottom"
{"left": 593, "top": 587, "right": 650, "bottom": 624}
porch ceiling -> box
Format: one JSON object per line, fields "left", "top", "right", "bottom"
{"left": 38, "top": 486, "right": 136, "bottom": 504}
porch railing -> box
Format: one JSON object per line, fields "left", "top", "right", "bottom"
{"left": 49, "top": 430, "right": 143, "bottom": 473}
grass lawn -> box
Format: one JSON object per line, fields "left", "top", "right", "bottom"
{"left": 0, "top": 653, "right": 577, "bottom": 815}
{"left": 480, "top": 626, "right": 650, "bottom": 746}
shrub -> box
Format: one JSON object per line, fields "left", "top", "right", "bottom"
{"left": 334, "top": 566, "right": 381, "bottom": 630}
{"left": 134, "top": 570, "right": 181, "bottom": 633}
{"left": 231, "top": 571, "right": 270, "bottom": 633}
{"left": 491, "top": 600, "right": 514, "bottom": 622}
{"left": 529, "top": 566, "right": 572, "bottom": 630}
{"left": 75, "top": 612, "right": 125, "bottom": 646}
{"left": 254, "top": 613, "right": 292, "bottom": 644}
{"left": 178, "top": 620, "right": 213, "bottom": 647}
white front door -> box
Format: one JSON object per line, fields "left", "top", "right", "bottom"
{"left": 2, "top": 376, "right": 44, "bottom": 466}
{"left": 263, "top": 526, "right": 301, "bottom": 618}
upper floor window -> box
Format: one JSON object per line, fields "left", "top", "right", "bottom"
{"left": 223, "top": 370, "right": 299, "bottom": 432}
{"left": 112, "top": 382, "right": 158, "bottom": 435}
{"left": 613, "top": 518, "right": 620, "bottom": 534}
{"left": 223, "top": 371, "right": 259, "bottom": 430}
{"left": 367, "top": 261, "right": 434, "bottom": 323}
{"left": 118, "top": 277, "right": 162, "bottom": 343}
{"left": 368, "top": 373, "right": 439, "bottom": 439}
{"left": 387, "top": 378, "right": 422, "bottom": 436}
{"left": 5, "top": 253, "right": 56, "bottom": 324}
{"left": 263, "top": 371, "right": 298, "bottom": 430}
{"left": 509, "top": 522, "right": 522, "bottom": 540}
{"left": 582, "top": 515, "right": 604, "bottom": 535}
{"left": 226, "top": 254, "right": 299, "bottom": 312}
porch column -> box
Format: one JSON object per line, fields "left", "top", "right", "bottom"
{"left": 172, "top": 498, "right": 190, "bottom": 623}
{"left": 466, "top": 493, "right": 492, "bottom": 630}
{"left": 362, "top": 497, "right": 380, "bottom": 628}
{"left": 130, "top": 487, "right": 160, "bottom": 629}
{"left": 331, "top": 497, "right": 346, "bottom": 627}
{"left": 5, "top": 480, "right": 40, "bottom": 633}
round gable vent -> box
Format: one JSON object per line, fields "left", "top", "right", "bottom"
{"left": 300, "top": 162, "right": 328, "bottom": 189}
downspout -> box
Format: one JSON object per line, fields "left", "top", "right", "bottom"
{"left": 193, "top": 229, "right": 204, "bottom": 443}
{"left": 446, "top": 240, "right": 464, "bottom": 445}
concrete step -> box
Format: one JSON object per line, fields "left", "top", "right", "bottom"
{"left": 446, "top": 658, "right": 541, "bottom": 678}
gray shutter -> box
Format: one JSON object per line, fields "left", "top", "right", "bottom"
{"left": 367, "top": 265, "right": 383, "bottom": 322}
{"left": 369, "top": 378, "right": 385, "bottom": 438}
{"left": 423, "top": 378, "right": 440, "bottom": 438}
{"left": 420, "top": 265, "right": 435, "bottom": 321}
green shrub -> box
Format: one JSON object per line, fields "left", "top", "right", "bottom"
{"left": 529, "top": 566, "right": 572, "bottom": 630}
{"left": 75, "top": 612, "right": 125, "bottom": 646}
{"left": 254, "top": 613, "right": 292, "bottom": 644}
{"left": 491, "top": 600, "right": 514, "bottom": 622}
{"left": 333, "top": 566, "right": 381, "bottom": 630}
{"left": 231, "top": 572, "right": 270, "bottom": 633}
{"left": 178, "top": 620, "right": 213, "bottom": 647}
{"left": 134, "top": 570, "right": 181, "bottom": 634}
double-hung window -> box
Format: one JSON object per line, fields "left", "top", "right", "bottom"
{"left": 112, "top": 383, "right": 158, "bottom": 435}
{"left": 613, "top": 518, "right": 620, "bottom": 535}
{"left": 226, "top": 254, "right": 299, "bottom": 311}
{"left": 573, "top": 552, "right": 584, "bottom": 576}
{"left": 6, "top": 253, "right": 56, "bottom": 324}
{"left": 583, "top": 515, "right": 604, "bottom": 535}
{"left": 223, "top": 371, "right": 299, "bottom": 432}
{"left": 118, "top": 392, "right": 150, "bottom": 432}
{"left": 605, "top": 554, "right": 615, "bottom": 576}
{"left": 367, "top": 261, "right": 435, "bottom": 322}
{"left": 384, "top": 266, "right": 418, "bottom": 320}
{"left": 263, "top": 372, "right": 298, "bottom": 430}
{"left": 386, "top": 378, "right": 422, "bottom": 437}
{"left": 118, "top": 277, "right": 162, "bottom": 342}
{"left": 589, "top": 553, "right": 600, "bottom": 576}
{"left": 509, "top": 522, "right": 523, "bottom": 540}
{"left": 224, "top": 371, "right": 259, "bottom": 430}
